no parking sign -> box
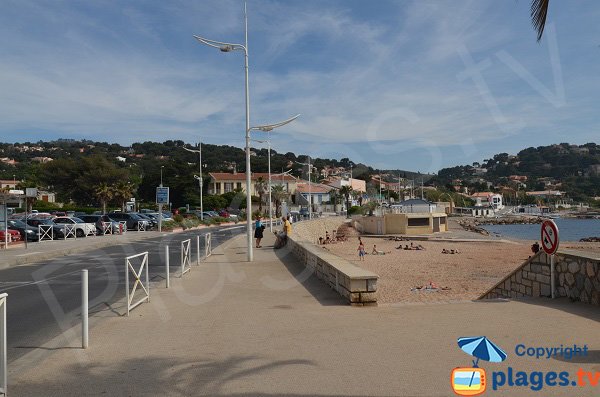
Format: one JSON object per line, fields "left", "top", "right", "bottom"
{"left": 540, "top": 220, "right": 559, "bottom": 255}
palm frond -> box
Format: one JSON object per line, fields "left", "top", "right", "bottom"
{"left": 530, "top": 0, "right": 550, "bottom": 42}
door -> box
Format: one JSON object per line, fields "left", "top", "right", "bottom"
{"left": 376, "top": 220, "right": 383, "bottom": 235}
{"left": 433, "top": 217, "right": 440, "bottom": 233}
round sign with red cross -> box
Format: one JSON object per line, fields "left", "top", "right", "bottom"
{"left": 540, "top": 220, "right": 559, "bottom": 255}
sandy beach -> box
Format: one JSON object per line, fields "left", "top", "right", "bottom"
{"left": 293, "top": 217, "right": 600, "bottom": 305}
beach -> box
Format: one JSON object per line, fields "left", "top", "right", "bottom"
{"left": 294, "top": 217, "right": 600, "bottom": 305}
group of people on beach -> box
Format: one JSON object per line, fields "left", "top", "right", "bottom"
{"left": 397, "top": 242, "right": 426, "bottom": 251}
{"left": 318, "top": 230, "right": 348, "bottom": 245}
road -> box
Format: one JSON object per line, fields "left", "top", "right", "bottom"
{"left": 0, "top": 225, "right": 245, "bottom": 364}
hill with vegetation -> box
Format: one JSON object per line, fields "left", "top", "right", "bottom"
{"left": 434, "top": 143, "right": 600, "bottom": 202}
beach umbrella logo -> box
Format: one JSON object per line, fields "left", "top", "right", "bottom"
{"left": 451, "top": 336, "right": 507, "bottom": 396}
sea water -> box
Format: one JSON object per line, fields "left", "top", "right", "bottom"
{"left": 482, "top": 218, "right": 600, "bottom": 241}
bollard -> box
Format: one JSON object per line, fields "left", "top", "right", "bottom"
{"left": 81, "top": 270, "right": 88, "bottom": 349}
{"left": 1, "top": 292, "right": 7, "bottom": 396}
{"left": 196, "top": 235, "right": 201, "bottom": 265}
{"left": 165, "top": 245, "right": 170, "bottom": 288}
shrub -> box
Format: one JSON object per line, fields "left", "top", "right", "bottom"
{"left": 348, "top": 205, "right": 362, "bottom": 215}
{"left": 173, "top": 214, "right": 184, "bottom": 223}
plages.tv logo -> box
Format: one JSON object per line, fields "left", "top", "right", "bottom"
{"left": 451, "top": 336, "right": 507, "bottom": 396}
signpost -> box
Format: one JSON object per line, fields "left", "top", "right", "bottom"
{"left": 156, "top": 187, "right": 169, "bottom": 232}
{"left": 540, "top": 220, "right": 559, "bottom": 299}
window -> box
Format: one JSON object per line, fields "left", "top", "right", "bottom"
{"left": 224, "top": 183, "right": 234, "bottom": 193}
{"left": 407, "top": 217, "right": 429, "bottom": 227}
{"left": 440, "top": 217, "right": 446, "bottom": 224}
{"left": 237, "top": 182, "right": 242, "bottom": 190}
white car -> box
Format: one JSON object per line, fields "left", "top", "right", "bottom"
{"left": 52, "top": 217, "right": 96, "bottom": 237}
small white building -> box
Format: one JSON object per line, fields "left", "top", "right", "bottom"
{"left": 471, "top": 192, "right": 504, "bottom": 210}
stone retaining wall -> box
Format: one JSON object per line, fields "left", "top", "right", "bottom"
{"left": 480, "top": 250, "right": 600, "bottom": 306}
{"left": 287, "top": 237, "right": 379, "bottom": 306}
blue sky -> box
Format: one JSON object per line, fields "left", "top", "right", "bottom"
{"left": 1, "top": 0, "right": 599, "bottom": 172}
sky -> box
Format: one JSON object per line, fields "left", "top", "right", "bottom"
{"left": 1, "top": 0, "right": 599, "bottom": 173}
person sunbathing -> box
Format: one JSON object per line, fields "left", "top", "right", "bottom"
{"left": 372, "top": 244, "right": 386, "bottom": 255}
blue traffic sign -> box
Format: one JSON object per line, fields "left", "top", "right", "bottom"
{"left": 156, "top": 187, "right": 169, "bottom": 204}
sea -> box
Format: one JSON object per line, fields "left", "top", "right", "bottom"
{"left": 482, "top": 218, "right": 600, "bottom": 241}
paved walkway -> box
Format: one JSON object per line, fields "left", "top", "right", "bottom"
{"left": 7, "top": 233, "right": 600, "bottom": 396}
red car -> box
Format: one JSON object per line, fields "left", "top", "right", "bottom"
{"left": 0, "top": 229, "right": 22, "bottom": 243}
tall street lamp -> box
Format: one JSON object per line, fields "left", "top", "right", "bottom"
{"left": 194, "top": 3, "right": 253, "bottom": 261}
{"left": 183, "top": 142, "right": 203, "bottom": 221}
{"left": 295, "top": 158, "right": 313, "bottom": 220}
{"left": 250, "top": 114, "right": 299, "bottom": 231}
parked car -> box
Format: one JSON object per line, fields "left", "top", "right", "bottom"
{"left": 52, "top": 217, "right": 96, "bottom": 237}
{"left": 132, "top": 213, "right": 157, "bottom": 229}
{"left": 26, "top": 218, "right": 66, "bottom": 239}
{"left": 145, "top": 212, "right": 173, "bottom": 222}
{"left": 108, "top": 212, "right": 150, "bottom": 231}
{"left": 7, "top": 219, "right": 40, "bottom": 241}
{"left": 0, "top": 229, "right": 22, "bottom": 243}
{"left": 78, "top": 215, "right": 121, "bottom": 234}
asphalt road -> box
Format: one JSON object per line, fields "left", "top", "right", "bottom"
{"left": 0, "top": 225, "right": 245, "bottom": 364}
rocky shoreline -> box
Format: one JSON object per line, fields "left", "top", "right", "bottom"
{"left": 456, "top": 216, "right": 545, "bottom": 236}
{"left": 580, "top": 236, "right": 600, "bottom": 242}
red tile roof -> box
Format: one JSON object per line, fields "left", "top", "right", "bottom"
{"left": 295, "top": 183, "right": 332, "bottom": 194}
{"left": 209, "top": 172, "right": 296, "bottom": 182}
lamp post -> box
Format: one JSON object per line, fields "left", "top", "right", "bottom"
{"left": 249, "top": 114, "right": 299, "bottom": 231}
{"left": 183, "top": 142, "right": 203, "bottom": 221}
{"left": 295, "top": 158, "right": 312, "bottom": 220}
{"left": 194, "top": 3, "right": 253, "bottom": 262}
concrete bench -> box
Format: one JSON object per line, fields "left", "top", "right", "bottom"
{"left": 288, "top": 238, "right": 379, "bottom": 306}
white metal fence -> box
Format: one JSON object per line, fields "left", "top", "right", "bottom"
{"left": 204, "top": 233, "right": 212, "bottom": 258}
{"left": 64, "top": 224, "right": 76, "bottom": 240}
{"left": 38, "top": 225, "right": 53, "bottom": 242}
{"left": 125, "top": 252, "right": 149, "bottom": 316}
{"left": 118, "top": 221, "right": 127, "bottom": 234}
{"left": 137, "top": 221, "right": 146, "bottom": 232}
{"left": 1, "top": 293, "right": 6, "bottom": 396}
{"left": 102, "top": 222, "right": 113, "bottom": 235}
{"left": 180, "top": 239, "right": 191, "bottom": 277}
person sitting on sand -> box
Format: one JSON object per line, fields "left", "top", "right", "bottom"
{"left": 404, "top": 244, "right": 410, "bottom": 250}
{"left": 319, "top": 237, "right": 324, "bottom": 245}
{"left": 442, "top": 248, "right": 448, "bottom": 254}
{"left": 372, "top": 244, "right": 388, "bottom": 255}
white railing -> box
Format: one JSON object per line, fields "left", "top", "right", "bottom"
{"left": 102, "top": 222, "right": 113, "bottom": 235}
{"left": 137, "top": 221, "right": 146, "bottom": 232}
{"left": 125, "top": 252, "right": 149, "bottom": 316}
{"left": 38, "top": 225, "right": 53, "bottom": 242}
{"left": 204, "top": 233, "right": 212, "bottom": 258}
{"left": 64, "top": 224, "right": 76, "bottom": 239}
{"left": 181, "top": 239, "right": 191, "bottom": 277}
{"left": 0, "top": 293, "right": 6, "bottom": 396}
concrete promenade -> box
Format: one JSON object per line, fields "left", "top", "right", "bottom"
{"left": 7, "top": 233, "right": 600, "bottom": 396}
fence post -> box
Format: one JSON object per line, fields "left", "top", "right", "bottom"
{"left": 165, "top": 245, "right": 170, "bottom": 288}
{"left": 1, "top": 293, "right": 7, "bottom": 396}
{"left": 196, "top": 235, "right": 201, "bottom": 265}
{"left": 81, "top": 270, "right": 88, "bottom": 349}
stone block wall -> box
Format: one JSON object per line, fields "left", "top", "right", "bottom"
{"left": 287, "top": 237, "right": 378, "bottom": 306}
{"left": 480, "top": 250, "right": 600, "bottom": 306}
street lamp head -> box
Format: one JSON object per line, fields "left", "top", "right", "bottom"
{"left": 193, "top": 175, "right": 201, "bottom": 180}
{"left": 220, "top": 45, "right": 233, "bottom": 52}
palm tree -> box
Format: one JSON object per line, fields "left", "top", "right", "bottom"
{"left": 531, "top": 0, "right": 550, "bottom": 42}
{"left": 111, "top": 182, "right": 133, "bottom": 212}
{"left": 339, "top": 185, "right": 353, "bottom": 218}
{"left": 254, "top": 176, "right": 267, "bottom": 214}
{"left": 271, "top": 185, "right": 289, "bottom": 217}
{"left": 94, "top": 183, "right": 113, "bottom": 214}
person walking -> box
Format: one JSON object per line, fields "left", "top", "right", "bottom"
{"left": 254, "top": 216, "right": 265, "bottom": 248}
{"left": 357, "top": 241, "right": 365, "bottom": 261}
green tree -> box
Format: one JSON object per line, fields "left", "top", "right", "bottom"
{"left": 271, "top": 185, "right": 289, "bottom": 217}
{"left": 339, "top": 185, "right": 353, "bottom": 218}
{"left": 94, "top": 183, "right": 113, "bottom": 214}
{"left": 111, "top": 182, "right": 134, "bottom": 211}
{"left": 254, "top": 177, "right": 267, "bottom": 213}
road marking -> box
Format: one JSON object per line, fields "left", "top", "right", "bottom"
{"left": 216, "top": 226, "right": 245, "bottom": 232}
{"left": 14, "top": 252, "right": 43, "bottom": 256}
